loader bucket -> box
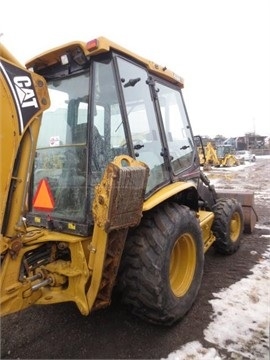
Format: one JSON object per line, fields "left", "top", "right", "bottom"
{"left": 215, "top": 189, "right": 258, "bottom": 234}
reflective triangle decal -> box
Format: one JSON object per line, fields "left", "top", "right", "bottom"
{"left": 33, "top": 178, "right": 55, "bottom": 211}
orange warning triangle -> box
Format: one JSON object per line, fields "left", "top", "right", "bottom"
{"left": 33, "top": 178, "right": 55, "bottom": 211}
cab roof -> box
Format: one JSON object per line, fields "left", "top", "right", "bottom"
{"left": 26, "top": 36, "right": 184, "bottom": 87}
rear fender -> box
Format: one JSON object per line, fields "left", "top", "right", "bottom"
{"left": 143, "top": 182, "right": 197, "bottom": 212}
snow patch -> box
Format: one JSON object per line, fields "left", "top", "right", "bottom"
{"left": 163, "top": 247, "right": 270, "bottom": 360}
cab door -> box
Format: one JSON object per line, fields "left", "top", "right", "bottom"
{"left": 116, "top": 56, "right": 171, "bottom": 195}
{"left": 155, "top": 81, "right": 199, "bottom": 180}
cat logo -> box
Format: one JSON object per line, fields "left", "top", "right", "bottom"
{"left": 14, "top": 76, "right": 38, "bottom": 109}
{"left": 33, "top": 179, "right": 55, "bottom": 211}
{"left": 0, "top": 59, "right": 41, "bottom": 134}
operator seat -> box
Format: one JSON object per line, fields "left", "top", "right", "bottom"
{"left": 54, "top": 149, "right": 86, "bottom": 212}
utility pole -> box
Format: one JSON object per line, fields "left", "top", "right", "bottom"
{"left": 253, "top": 117, "right": 256, "bottom": 149}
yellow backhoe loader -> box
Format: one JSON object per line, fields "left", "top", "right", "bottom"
{"left": 0, "top": 37, "right": 257, "bottom": 326}
{"left": 200, "top": 142, "right": 240, "bottom": 169}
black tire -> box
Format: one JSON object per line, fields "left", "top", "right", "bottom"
{"left": 117, "top": 202, "right": 204, "bottom": 326}
{"left": 212, "top": 198, "right": 244, "bottom": 255}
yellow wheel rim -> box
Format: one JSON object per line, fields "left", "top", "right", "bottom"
{"left": 169, "top": 233, "right": 196, "bottom": 297}
{"left": 230, "top": 211, "right": 242, "bottom": 242}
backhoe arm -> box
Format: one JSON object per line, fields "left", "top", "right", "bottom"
{"left": 0, "top": 43, "right": 50, "bottom": 238}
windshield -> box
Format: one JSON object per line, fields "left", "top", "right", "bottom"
{"left": 29, "top": 73, "right": 89, "bottom": 226}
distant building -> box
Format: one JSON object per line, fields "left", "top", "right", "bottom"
{"left": 222, "top": 134, "right": 267, "bottom": 150}
{"left": 243, "top": 133, "right": 266, "bottom": 149}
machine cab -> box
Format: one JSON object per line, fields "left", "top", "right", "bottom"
{"left": 26, "top": 38, "right": 199, "bottom": 236}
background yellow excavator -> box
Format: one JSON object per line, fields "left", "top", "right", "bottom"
{"left": 0, "top": 37, "right": 257, "bottom": 326}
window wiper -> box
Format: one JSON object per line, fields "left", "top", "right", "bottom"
{"left": 180, "top": 145, "right": 190, "bottom": 150}
{"left": 124, "top": 77, "right": 141, "bottom": 88}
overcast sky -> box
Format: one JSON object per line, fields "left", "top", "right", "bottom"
{"left": 1, "top": 0, "right": 269, "bottom": 138}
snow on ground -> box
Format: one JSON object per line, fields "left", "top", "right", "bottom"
{"left": 162, "top": 156, "right": 270, "bottom": 360}
{"left": 162, "top": 244, "right": 270, "bottom": 360}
